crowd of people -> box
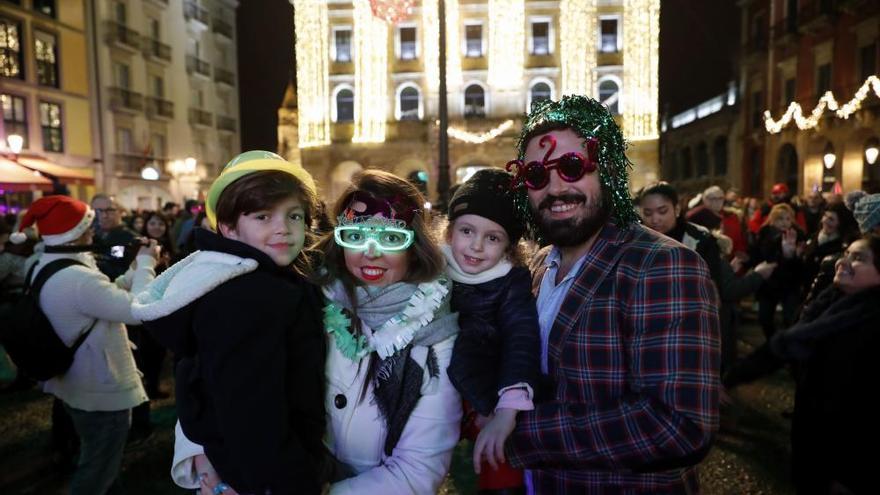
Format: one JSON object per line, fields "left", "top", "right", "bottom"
{"left": 0, "top": 94, "right": 878, "bottom": 495}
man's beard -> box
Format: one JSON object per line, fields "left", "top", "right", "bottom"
{"left": 533, "top": 192, "right": 610, "bottom": 247}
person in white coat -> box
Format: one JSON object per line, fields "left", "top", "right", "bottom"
{"left": 11, "top": 195, "right": 158, "bottom": 494}
{"left": 171, "top": 170, "right": 462, "bottom": 495}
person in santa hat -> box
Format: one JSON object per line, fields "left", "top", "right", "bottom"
{"left": 12, "top": 195, "right": 160, "bottom": 495}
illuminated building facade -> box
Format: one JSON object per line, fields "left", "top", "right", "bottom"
{"left": 279, "top": 0, "right": 661, "bottom": 202}
{"left": 740, "top": 0, "right": 880, "bottom": 196}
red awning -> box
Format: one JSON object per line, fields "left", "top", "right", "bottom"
{"left": 16, "top": 156, "right": 95, "bottom": 184}
{"left": 0, "top": 158, "right": 54, "bottom": 192}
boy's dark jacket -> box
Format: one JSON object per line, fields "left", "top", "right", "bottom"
{"left": 447, "top": 266, "right": 540, "bottom": 416}
{"left": 138, "top": 229, "right": 327, "bottom": 495}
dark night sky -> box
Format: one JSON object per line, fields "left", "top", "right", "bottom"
{"left": 236, "top": 0, "right": 740, "bottom": 150}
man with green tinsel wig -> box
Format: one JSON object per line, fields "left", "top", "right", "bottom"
{"left": 501, "top": 95, "right": 721, "bottom": 493}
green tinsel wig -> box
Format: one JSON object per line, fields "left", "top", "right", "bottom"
{"left": 510, "top": 94, "right": 640, "bottom": 238}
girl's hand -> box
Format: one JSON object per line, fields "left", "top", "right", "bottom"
{"left": 781, "top": 228, "right": 797, "bottom": 258}
{"left": 194, "top": 454, "right": 240, "bottom": 495}
{"left": 473, "top": 408, "right": 518, "bottom": 474}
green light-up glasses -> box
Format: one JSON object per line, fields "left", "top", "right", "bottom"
{"left": 333, "top": 224, "right": 415, "bottom": 252}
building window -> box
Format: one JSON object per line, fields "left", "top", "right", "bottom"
{"left": 598, "top": 78, "right": 620, "bottom": 114}
{"left": 713, "top": 137, "right": 728, "bottom": 176}
{"left": 34, "top": 30, "right": 58, "bottom": 87}
{"left": 33, "top": 0, "right": 57, "bottom": 18}
{"left": 696, "top": 141, "right": 710, "bottom": 177}
{"left": 1, "top": 17, "right": 24, "bottom": 79}
{"left": 860, "top": 43, "right": 876, "bottom": 82}
{"left": 335, "top": 88, "right": 354, "bottom": 122}
{"left": 115, "top": 62, "right": 130, "bottom": 88}
{"left": 680, "top": 147, "right": 693, "bottom": 179}
{"left": 114, "top": 1, "right": 127, "bottom": 23}
{"left": 397, "top": 85, "right": 420, "bottom": 120}
{"left": 1, "top": 93, "right": 28, "bottom": 148}
{"left": 464, "top": 84, "right": 486, "bottom": 118}
{"left": 40, "top": 101, "right": 63, "bottom": 152}
{"left": 751, "top": 90, "right": 763, "bottom": 129}
{"left": 116, "top": 127, "right": 133, "bottom": 153}
{"left": 528, "top": 81, "right": 553, "bottom": 110}
{"left": 398, "top": 26, "right": 417, "bottom": 60}
{"left": 599, "top": 17, "right": 619, "bottom": 53}
{"left": 750, "top": 14, "right": 765, "bottom": 50}
{"left": 783, "top": 78, "right": 796, "bottom": 105}
{"left": 152, "top": 75, "right": 164, "bottom": 97}
{"left": 465, "top": 23, "right": 483, "bottom": 58}
{"left": 530, "top": 20, "right": 550, "bottom": 55}
{"left": 816, "top": 63, "right": 832, "bottom": 97}
{"left": 333, "top": 28, "right": 352, "bottom": 62}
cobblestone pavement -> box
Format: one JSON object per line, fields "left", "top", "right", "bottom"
{"left": 1, "top": 314, "right": 794, "bottom": 494}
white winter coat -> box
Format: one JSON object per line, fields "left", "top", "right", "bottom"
{"left": 171, "top": 327, "right": 462, "bottom": 494}
{"left": 29, "top": 251, "right": 154, "bottom": 411}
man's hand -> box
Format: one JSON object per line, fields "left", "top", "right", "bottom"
{"left": 473, "top": 408, "right": 518, "bottom": 474}
{"left": 753, "top": 261, "right": 777, "bottom": 280}
{"left": 137, "top": 238, "right": 161, "bottom": 260}
{"left": 781, "top": 228, "right": 797, "bottom": 258}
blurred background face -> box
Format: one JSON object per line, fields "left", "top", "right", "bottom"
{"left": 820, "top": 211, "right": 839, "bottom": 236}
{"left": 131, "top": 216, "right": 145, "bottom": 232}
{"left": 146, "top": 216, "right": 167, "bottom": 239}
{"left": 639, "top": 193, "right": 679, "bottom": 235}
{"left": 834, "top": 239, "right": 880, "bottom": 294}
{"left": 807, "top": 191, "right": 823, "bottom": 209}
{"left": 92, "top": 197, "right": 122, "bottom": 231}
{"left": 703, "top": 190, "right": 725, "bottom": 214}
{"left": 772, "top": 212, "right": 793, "bottom": 231}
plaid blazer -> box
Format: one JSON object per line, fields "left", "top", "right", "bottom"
{"left": 507, "top": 222, "right": 720, "bottom": 494}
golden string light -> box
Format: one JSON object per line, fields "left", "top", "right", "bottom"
{"left": 559, "top": 0, "right": 596, "bottom": 96}
{"left": 764, "top": 75, "right": 880, "bottom": 133}
{"left": 487, "top": 0, "right": 524, "bottom": 90}
{"left": 293, "top": 0, "right": 330, "bottom": 148}
{"left": 422, "top": 0, "right": 461, "bottom": 93}
{"left": 445, "top": 119, "right": 514, "bottom": 144}
{"left": 622, "top": 0, "right": 660, "bottom": 141}
{"left": 353, "top": 0, "right": 388, "bottom": 143}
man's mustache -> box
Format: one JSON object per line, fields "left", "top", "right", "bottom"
{"left": 537, "top": 193, "right": 588, "bottom": 211}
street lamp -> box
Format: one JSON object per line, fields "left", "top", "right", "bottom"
{"left": 823, "top": 142, "right": 836, "bottom": 170}
{"left": 141, "top": 165, "right": 160, "bottom": 181}
{"left": 866, "top": 138, "right": 879, "bottom": 166}
{"left": 6, "top": 134, "right": 23, "bottom": 155}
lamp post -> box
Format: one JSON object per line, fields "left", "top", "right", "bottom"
{"left": 823, "top": 142, "right": 836, "bottom": 170}
{"left": 866, "top": 138, "right": 879, "bottom": 166}
{"left": 436, "top": 0, "right": 450, "bottom": 210}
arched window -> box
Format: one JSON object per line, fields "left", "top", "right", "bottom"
{"left": 598, "top": 79, "right": 620, "bottom": 114}
{"left": 681, "top": 147, "right": 693, "bottom": 179}
{"left": 696, "top": 142, "right": 710, "bottom": 177}
{"left": 713, "top": 137, "right": 728, "bottom": 176}
{"left": 464, "top": 84, "right": 486, "bottom": 118}
{"left": 335, "top": 88, "right": 354, "bottom": 122}
{"left": 530, "top": 82, "right": 552, "bottom": 105}
{"left": 398, "top": 86, "right": 420, "bottom": 120}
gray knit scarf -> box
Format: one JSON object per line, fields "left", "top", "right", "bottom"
{"left": 324, "top": 279, "right": 459, "bottom": 455}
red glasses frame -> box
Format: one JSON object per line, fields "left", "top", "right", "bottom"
{"left": 506, "top": 135, "right": 599, "bottom": 190}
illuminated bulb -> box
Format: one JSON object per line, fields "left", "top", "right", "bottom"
{"left": 865, "top": 146, "right": 878, "bottom": 165}
{"left": 141, "top": 166, "right": 160, "bottom": 181}
{"left": 7, "top": 134, "right": 23, "bottom": 154}
{"left": 823, "top": 152, "right": 836, "bottom": 170}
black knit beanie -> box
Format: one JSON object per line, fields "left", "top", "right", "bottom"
{"left": 448, "top": 168, "right": 523, "bottom": 243}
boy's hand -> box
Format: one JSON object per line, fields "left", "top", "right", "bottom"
{"left": 194, "top": 454, "right": 240, "bottom": 495}
{"left": 473, "top": 408, "right": 518, "bottom": 474}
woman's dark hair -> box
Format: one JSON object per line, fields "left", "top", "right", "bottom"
{"left": 635, "top": 181, "right": 679, "bottom": 207}
{"left": 214, "top": 170, "right": 319, "bottom": 276}
{"left": 141, "top": 211, "right": 176, "bottom": 255}
{"left": 862, "top": 233, "right": 880, "bottom": 272}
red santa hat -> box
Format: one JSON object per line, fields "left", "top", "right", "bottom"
{"left": 11, "top": 195, "right": 95, "bottom": 246}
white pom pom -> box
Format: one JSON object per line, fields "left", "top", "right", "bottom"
{"left": 10, "top": 231, "right": 27, "bottom": 244}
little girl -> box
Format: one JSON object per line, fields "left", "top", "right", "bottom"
{"left": 445, "top": 168, "right": 541, "bottom": 494}
{"left": 132, "top": 151, "right": 328, "bottom": 494}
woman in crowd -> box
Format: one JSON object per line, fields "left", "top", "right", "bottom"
{"left": 750, "top": 203, "right": 806, "bottom": 339}
{"left": 799, "top": 202, "right": 858, "bottom": 298}
{"left": 771, "top": 234, "right": 880, "bottom": 494}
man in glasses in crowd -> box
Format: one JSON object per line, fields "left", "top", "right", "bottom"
{"left": 91, "top": 193, "right": 139, "bottom": 280}
{"left": 502, "top": 95, "right": 721, "bottom": 493}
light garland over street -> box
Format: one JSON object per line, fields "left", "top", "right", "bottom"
{"left": 763, "top": 75, "right": 880, "bottom": 134}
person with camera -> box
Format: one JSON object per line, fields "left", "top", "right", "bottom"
{"left": 12, "top": 195, "right": 159, "bottom": 494}
{"left": 91, "top": 194, "right": 139, "bottom": 281}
